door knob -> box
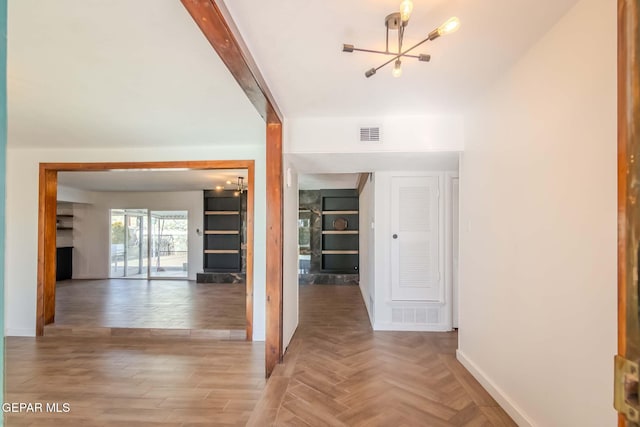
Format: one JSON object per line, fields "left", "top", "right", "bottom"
{"left": 392, "top": 234, "right": 398, "bottom": 239}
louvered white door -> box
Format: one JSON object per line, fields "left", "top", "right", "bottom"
{"left": 391, "top": 176, "right": 441, "bottom": 301}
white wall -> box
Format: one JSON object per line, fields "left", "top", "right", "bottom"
{"left": 458, "top": 0, "right": 617, "bottom": 425}
{"left": 358, "top": 174, "right": 374, "bottom": 323}
{"left": 285, "top": 115, "right": 463, "bottom": 154}
{"left": 373, "top": 170, "right": 455, "bottom": 332}
{"left": 5, "top": 144, "right": 268, "bottom": 341}
{"left": 71, "top": 191, "right": 203, "bottom": 280}
{"left": 282, "top": 159, "right": 299, "bottom": 350}
{"left": 57, "top": 185, "right": 95, "bottom": 204}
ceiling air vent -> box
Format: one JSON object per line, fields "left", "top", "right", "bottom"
{"left": 360, "top": 126, "right": 381, "bottom": 143}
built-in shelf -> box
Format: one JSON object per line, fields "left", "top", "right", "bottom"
{"left": 203, "top": 190, "right": 244, "bottom": 273}
{"left": 322, "top": 230, "right": 359, "bottom": 235}
{"left": 56, "top": 227, "right": 73, "bottom": 231}
{"left": 320, "top": 190, "right": 359, "bottom": 273}
{"left": 205, "top": 211, "right": 240, "bottom": 215}
{"left": 56, "top": 214, "right": 74, "bottom": 218}
{"left": 204, "top": 230, "right": 239, "bottom": 235}
{"left": 322, "top": 210, "right": 358, "bottom": 215}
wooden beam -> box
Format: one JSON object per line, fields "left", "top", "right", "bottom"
{"left": 181, "top": 0, "right": 283, "bottom": 123}
{"left": 357, "top": 173, "right": 370, "bottom": 195}
{"left": 181, "top": 0, "right": 285, "bottom": 377}
{"left": 265, "top": 122, "right": 283, "bottom": 377}
{"left": 39, "top": 160, "right": 254, "bottom": 171}
{"left": 618, "top": 1, "right": 640, "bottom": 426}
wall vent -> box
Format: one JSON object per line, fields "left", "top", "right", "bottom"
{"left": 392, "top": 308, "right": 403, "bottom": 323}
{"left": 360, "top": 126, "right": 381, "bottom": 143}
{"left": 391, "top": 307, "right": 440, "bottom": 324}
{"left": 427, "top": 308, "right": 440, "bottom": 324}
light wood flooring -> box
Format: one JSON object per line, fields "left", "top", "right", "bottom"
{"left": 5, "top": 336, "right": 265, "bottom": 426}
{"left": 48, "top": 279, "right": 245, "bottom": 335}
{"left": 6, "top": 284, "right": 515, "bottom": 426}
{"left": 248, "top": 285, "right": 516, "bottom": 426}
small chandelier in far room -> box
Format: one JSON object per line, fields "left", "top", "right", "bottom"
{"left": 236, "top": 176, "right": 247, "bottom": 195}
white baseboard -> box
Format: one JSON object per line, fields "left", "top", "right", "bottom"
{"left": 456, "top": 349, "right": 534, "bottom": 427}
{"left": 5, "top": 328, "right": 35, "bottom": 337}
{"left": 358, "top": 286, "right": 374, "bottom": 328}
{"left": 373, "top": 322, "right": 451, "bottom": 332}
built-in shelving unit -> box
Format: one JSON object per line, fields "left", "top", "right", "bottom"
{"left": 320, "top": 189, "right": 359, "bottom": 273}
{"left": 56, "top": 204, "right": 74, "bottom": 281}
{"left": 56, "top": 214, "right": 74, "bottom": 231}
{"left": 203, "top": 190, "right": 244, "bottom": 272}
{"left": 322, "top": 230, "right": 359, "bottom": 235}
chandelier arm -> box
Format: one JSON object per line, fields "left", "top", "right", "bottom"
{"left": 351, "top": 47, "right": 422, "bottom": 59}
{"left": 385, "top": 25, "right": 389, "bottom": 53}
{"left": 366, "top": 32, "right": 436, "bottom": 77}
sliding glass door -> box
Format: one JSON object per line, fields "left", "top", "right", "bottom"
{"left": 110, "top": 209, "right": 148, "bottom": 278}
{"left": 110, "top": 209, "right": 187, "bottom": 279}
{"left": 149, "top": 211, "right": 188, "bottom": 279}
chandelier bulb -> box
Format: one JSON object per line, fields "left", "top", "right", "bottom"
{"left": 437, "top": 16, "right": 461, "bottom": 36}
{"left": 392, "top": 60, "right": 402, "bottom": 78}
{"left": 399, "top": 0, "right": 413, "bottom": 22}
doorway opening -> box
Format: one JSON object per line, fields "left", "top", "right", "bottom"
{"left": 37, "top": 160, "right": 255, "bottom": 341}
{"left": 297, "top": 174, "right": 361, "bottom": 287}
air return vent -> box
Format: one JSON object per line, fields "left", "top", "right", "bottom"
{"left": 360, "top": 126, "right": 381, "bottom": 143}
{"left": 391, "top": 307, "right": 441, "bottom": 325}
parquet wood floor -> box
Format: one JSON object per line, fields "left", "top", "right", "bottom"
{"left": 248, "top": 285, "right": 516, "bottom": 427}
{"left": 5, "top": 336, "right": 265, "bottom": 426}
{"left": 51, "top": 279, "right": 246, "bottom": 330}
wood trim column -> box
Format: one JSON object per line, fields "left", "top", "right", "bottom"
{"left": 182, "top": 0, "right": 285, "bottom": 377}
{"left": 246, "top": 165, "right": 255, "bottom": 341}
{"left": 618, "top": 1, "right": 640, "bottom": 426}
{"left": 37, "top": 166, "right": 57, "bottom": 334}
{"left": 265, "top": 121, "right": 283, "bottom": 376}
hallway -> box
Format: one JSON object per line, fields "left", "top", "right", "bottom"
{"left": 250, "top": 285, "right": 516, "bottom": 426}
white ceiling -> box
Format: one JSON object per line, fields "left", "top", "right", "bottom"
{"left": 7, "top": 0, "right": 580, "bottom": 152}
{"left": 223, "top": 0, "right": 579, "bottom": 117}
{"left": 298, "top": 173, "right": 359, "bottom": 190}
{"left": 58, "top": 169, "right": 247, "bottom": 192}
{"left": 7, "top": 0, "right": 264, "bottom": 148}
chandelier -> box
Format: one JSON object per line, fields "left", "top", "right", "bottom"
{"left": 342, "top": 0, "right": 460, "bottom": 78}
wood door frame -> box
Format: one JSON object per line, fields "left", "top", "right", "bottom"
{"left": 36, "top": 160, "right": 256, "bottom": 341}
{"left": 618, "top": 1, "right": 639, "bottom": 425}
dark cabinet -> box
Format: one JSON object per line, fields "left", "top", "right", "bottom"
{"left": 321, "top": 189, "right": 359, "bottom": 273}
{"left": 203, "top": 190, "right": 244, "bottom": 272}
{"left": 56, "top": 247, "right": 73, "bottom": 281}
